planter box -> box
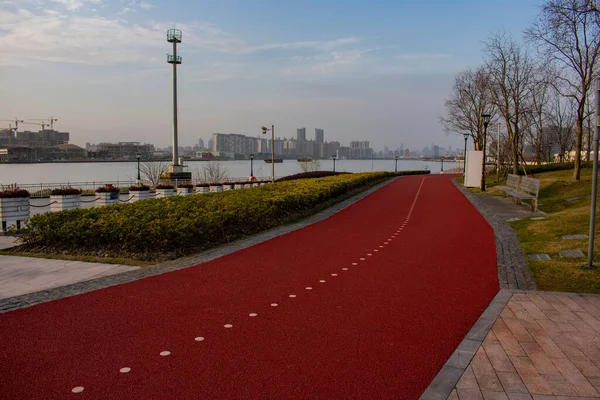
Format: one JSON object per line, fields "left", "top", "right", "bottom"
{"left": 209, "top": 185, "right": 223, "bottom": 193}
{"left": 252, "top": 182, "right": 260, "bottom": 188}
{"left": 177, "top": 187, "right": 194, "bottom": 196}
{"left": 0, "top": 197, "right": 30, "bottom": 231}
{"left": 96, "top": 192, "right": 119, "bottom": 206}
{"left": 234, "top": 183, "right": 245, "bottom": 190}
{"left": 130, "top": 190, "right": 150, "bottom": 202}
{"left": 156, "top": 188, "right": 175, "bottom": 198}
{"left": 222, "top": 183, "right": 234, "bottom": 191}
{"left": 50, "top": 194, "right": 81, "bottom": 212}
{"left": 195, "top": 186, "right": 209, "bottom": 194}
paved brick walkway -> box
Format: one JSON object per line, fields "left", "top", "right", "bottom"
{"left": 449, "top": 292, "right": 600, "bottom": 399}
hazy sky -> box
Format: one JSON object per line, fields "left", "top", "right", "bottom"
{"left": 1, "top": 0, "right": 541, "bottom": 150}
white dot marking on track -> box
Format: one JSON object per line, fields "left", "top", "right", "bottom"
{"left": 289, "top": 294, "right": 297, "bottom": 298}
{"left": 306, "top": 287, "right": 313, "bottom": 290}
{"left": 249, "top": 313, "right": 258, "bottom": 317}
{"left": 120, "top": 367, "right": 131, "bottom": 373}
{"left": 224, "top": 324, "right": 233, "bottom": 328}
{"left": 195, "top": 337, "right": 205, "bottom": 341}
{"left": 271, "top": 303, "right": 278, "bottom": 307}
{"left": 72, "top": 387, "right": 84, "bottom": 394}
{"left": 160, "top": 351, "right": 171, "bottom": 356}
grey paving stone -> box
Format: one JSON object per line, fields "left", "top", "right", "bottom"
{"left": 562, "top": 234, "right": 589, "bottom": 240}
{"left": 506, "top": 217, "right": 520, "bottom": 222}
{"left": 529, "top": 254, "right": 551, "bottom": 261}
{"left": 418, "top": 365, "right": 464, "bottom": 400}
{"left": 559, "top": 249, "right": 585, "bottom": 258}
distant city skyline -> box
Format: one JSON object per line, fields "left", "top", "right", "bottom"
{"left": 1, "top": 0, "right": 541, "bottom": 151}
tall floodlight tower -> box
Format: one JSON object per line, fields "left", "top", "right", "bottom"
{"left": 163, "top": 28, "right": 191, "bottom": 182}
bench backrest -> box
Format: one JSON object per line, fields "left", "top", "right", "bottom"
{"left": 506, "top": 174, "right": 520, "bottom": 189}
{"left": 520, "top": 177, "right": 540, "bottom": 196}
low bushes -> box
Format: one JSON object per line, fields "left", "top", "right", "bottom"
{"left": 519, "top": 161, "right": 591, "bottom": 176}
{"left": 276, "top": 171, "right": 348, "bottom": 182}
{"left": 50, "top": 188, "right": 81, "bottom": 196}
{"left": 18, "top": 171, "right": 428, "bottom": 260}
{"left": 0, "top": 189, "right": 30, "bottom": 198}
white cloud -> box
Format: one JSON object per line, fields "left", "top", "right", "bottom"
{"left": 396, "top": 53, "right": 449, "bottom": 61}
{"left": 49, "top": 0, "right": 101, "bottom": 12}
{"left": 139, "top": 1, "right": 153, "bottom": 10}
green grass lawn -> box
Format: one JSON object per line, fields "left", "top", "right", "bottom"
{"left": 497, "top": 168, "right": 600, "bottom": 293}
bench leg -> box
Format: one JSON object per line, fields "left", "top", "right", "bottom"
{"left": 531, "top": 199, "right": 537, "bottom": 213}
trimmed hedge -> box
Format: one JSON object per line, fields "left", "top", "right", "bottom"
{"left": 276, "top": 171, "right": 348, "bottom": 182}
{"left": 19, "top": 171, "right": 428, "bottom": 260}
{"left": 518, "top": 161, "right": 591, "bottom": 176}
{"left": 0, "top": 189, "right": 30, "bottom": 198}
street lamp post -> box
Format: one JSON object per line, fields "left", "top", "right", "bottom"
{"left": 262, "top": 125, "right": 275, "bottom": 182}
{"left": 395, "top": 155, "right": 398, "bottom": 172}
{"left": 481, "top": 114, "right": 491, "bottom": 191}
{"left": 441, "top": 157, "right": 444, "bottom": 172}
{"left": 136, "top": 152, "right": 141, "bottom": 182}
{"left": 463, "top": 133, "right": 469, "bottom": 177}
{"left": 586, "top": 77, "right": 600, "bottom": 269}
{"left": 332, "top": 154, "right": 337, "bottom": 172}
{"left": 250, "top": 154, "right": 254, "bottom": 178}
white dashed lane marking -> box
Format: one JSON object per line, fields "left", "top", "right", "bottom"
{"left": 159, "top": 351, "right": 171, "bottom": 356}
{"left": 195, "top": 337, "right": 205, "bottom": 341}
{"left": 249, "top": 313, "right": 258, "bottom": 317}
{"left": 224, "top": 324, "right": 233, "bottom": 328}
{"left": 119, "top": 367, "right": 131, "bottom": 373}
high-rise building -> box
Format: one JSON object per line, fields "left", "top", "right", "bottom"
{"left": 297, "top": 127, "right": 306, "bottom": 142}
{"left": 198, "top": 138, "right": 205, "bottom": 149}
{"left": 315, "top": 128, "right": 324, "bottom": 144}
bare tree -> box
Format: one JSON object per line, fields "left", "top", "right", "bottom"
{"left": 485, "top": 32, "right": 536, "bottom": 174}
{"left": 439, "top": 66, "right": 496, "bottom": 150}
{"left": 140, "top": 161, "right": 169, "bottom": 187}
{"left": 525, "top": 65, "right": 555, "bottom": 164}
{"left": 548, "top": 92, "right": 577, "bottom": 161}
{"left": 193, "top": 161, "right": 230, "bottom": 183}
{"left": 299, "top": 160, "right": 321, "bottom": 173}
{"left": 526, "top": 0, "right": 600, "bottom": 180}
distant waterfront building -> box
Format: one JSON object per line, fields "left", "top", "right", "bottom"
{"left": 16, "top": 130, "right": 69, "bottom": 148}
{"left": 198, "top": 138, "right": 205, "bottom": 149}
{"left": 0, "top": 129, "right": 16, "bottom": 147}
{"left": 96, "top": 142, "right": 155, "bottom": 159}
{"left": 297, "top": 127, "right": 306, "bottom": 143}
{"left": 315, "top": 128, "right": 324, "bottom": 144}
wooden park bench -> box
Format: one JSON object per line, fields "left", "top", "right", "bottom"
{"left": 497, "top": 174, "right": 540, "bottom": 212}
{"left": 496, "top": 174, "right": 521, "bottom": 196}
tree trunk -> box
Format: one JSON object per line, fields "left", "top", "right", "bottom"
{"left": 574, "top": 116, "right": 583, "bottom": 181}
{"left": 512, "top": 135, "right": 519, "bottom": 174}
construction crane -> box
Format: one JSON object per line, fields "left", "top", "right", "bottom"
{"left": 30, "top": 117, "right": 58, "bottom": 130}
{"left": 0, "top": 119, "right": 23, "bottom": 147}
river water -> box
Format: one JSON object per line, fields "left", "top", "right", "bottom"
{"left": 1, "top": 159, "right": 458, "bottom": 186}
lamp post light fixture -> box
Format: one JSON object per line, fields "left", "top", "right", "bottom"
{"left": 261, "top": 125, "right": 275, "bottom": 183}
{"left": 332, "top": 154, "right": 337, "bottom": 172}
{"left": 481, "top": 114, "right": 492, "bottom": 191}
{"left": 250, "top": 154, "right": 254, "bottom": 178}
{"left": 395, "top": 155, "right": 398, "bottom": 173}
{"left": 136, "top": 152, "right": 142, "bottom": 182}
{"left": 463, "top": 133, "right": 469, "bottom": 177}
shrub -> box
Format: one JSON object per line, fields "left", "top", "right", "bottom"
{"left": 196, "top": 183, "right": 210, "bottom": 188}
{"left": 177, "top": 183, "right": 194, "bottom": 189}
{"left": 276, "top": 171, "right": 348, "bottom": 182}
{"left": 19, "top": 171, "right": 429, "bottom": 260}
{"left": 156, "top": 184, "right": 175, "bottom": 189}
{"left": 129, "top": 185, "right": 150, "bottom": 191}
{"left": 0, "top": 189, "right": 30, "bottom": 198}
{"left": 96, "top": 184, "right": 120, "bottom": 193}
{"left": 50, "top": 187, "right": 81, "bottom": 196}
{"left": 519, "top": 161, "right": 591, "bottom": 176}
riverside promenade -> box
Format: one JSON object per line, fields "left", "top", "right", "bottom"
{"left": 0, "top": 174, "right": 500, "bottom": 399}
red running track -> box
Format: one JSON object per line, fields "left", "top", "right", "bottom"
{"left": 0, "top": 175, "right": 498, "bottom": 399}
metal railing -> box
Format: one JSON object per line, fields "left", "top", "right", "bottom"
{"left": 2, "top": 176, "right": 273, "bottom": 198}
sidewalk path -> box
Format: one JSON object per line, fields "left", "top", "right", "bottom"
{"left": 0, "top": 255, "right": 139, "bottom": 299}
{"left": 449, "top": 291, "right": 600, "bottom": 399}
{"left": 0, "top": 175, "right": 499, "bottom": 399}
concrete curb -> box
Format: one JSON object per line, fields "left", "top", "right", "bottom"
{"left": 0, "top": 177, "right": 398, "bottom": 314}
